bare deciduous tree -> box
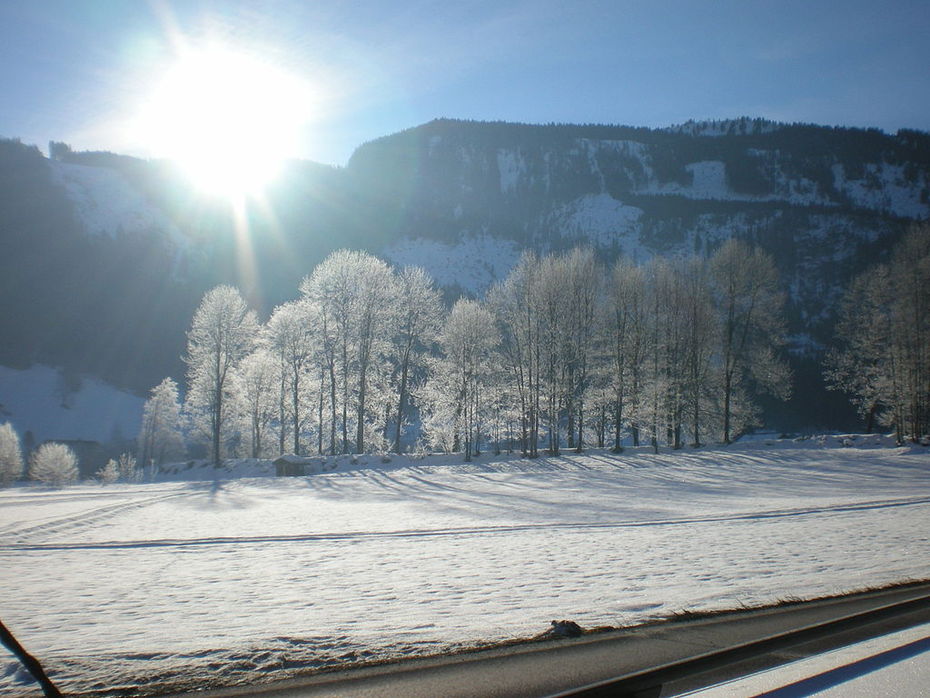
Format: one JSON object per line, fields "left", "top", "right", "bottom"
{"left": 827, "top": 226, "right": 930, "bottom": 441}
{"left": 710, "top": 240, "right": 790, "bottom": 444}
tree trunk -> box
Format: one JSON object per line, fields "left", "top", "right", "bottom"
{"left": 394, "top": 347, "right": 411, "bottom": 453}
{"left": 723, "top": 369, "right": 732, "bottom": 445}
{"left": 341, "top": 337, "right": 349, "bottom": 454}
{"left": 328, "top": 358, "right": 337, "bottom": 456}
{"left": 318, "top": 366, "right": 324, "bottom": 454}
{"left": 278, "top": 367, "right": 287, "bottom": 456}
{"left": 576, "top": 400, "right": 584, "bottom": 453}
{"left": 212, "top": 384, "right": 222, "bottom": 466}
{"left": 357, "top": 358, "right": 367, "bottom": 454}
{"left": 292, "top": 372, "right": 300, "bottom": 456}
{"left": 614, "top": 398, "right": 623, "bottom": 452}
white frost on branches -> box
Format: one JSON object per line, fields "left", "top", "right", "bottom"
{"left": 30, "top": 442, "right": 79, "bottom": 486}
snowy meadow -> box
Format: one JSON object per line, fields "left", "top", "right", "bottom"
{"left": 2, "top": 436, "right": 929, "bottom": 696}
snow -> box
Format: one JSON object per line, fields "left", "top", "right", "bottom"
{"left": 48, "top": 161, "right": 186, "bottom": 246}
{"left": 0, "top": 365, "right": 144, "bottom": 445}
{"left": 832, "top": 162, "right": 929, "bottom": 219}
{"left": 546, "top": 193, "right": 645, "bottom": 255}
{"left": 688, "top": 622, "right": 930, "bottom": 696}
{"left": 568, "top": 137, "right": 925, "bottom": 214}
{"left": 382, "top": 234, "right": 522, "bottom": 294}
{"left": 1, "top": 438, "right": 929, "bottom": 696}
{"left": 496, "top": 149, "right": 525, "bottom": 194}
{"left": 684, "top": 161, "right": 728, "bottom": 198}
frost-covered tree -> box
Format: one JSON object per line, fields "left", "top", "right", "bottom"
{"left": 185, "top": 285, "right": 258, "bottom": 465}
{"left": 680, "top": 257, "right": 717, "bottom": 447}
{"left": 350, "top": 255, "right": 397, "bottom": 453}
{"left": 96, "top": 458, "right": 119, "bottom": 484}
{"left": 115, "top": 452, "right": 139, "bottom": 482}
{"left": 237, "top": 349, "right": 279, "bottom": 458}
{"left": 709, "top": 239, "right": 790, "bottom": 443}
{"left": 827, "top": 227, "right": 930, "bottom": 441}
{"left": 301, "top": 253, "right": 353, "bottom": 453}
{"left": 139, "top": 377, "right": 185, "bottom": 473}
{"left": 301, "top": 250, "right": 397, "bottom": 453}
{"left": 604, "top": 259, "right": 647, "bottom": 451}
{"left": 265, "top": 300, "right": 318, "bottom": 455}
{"left": 561, "top": 248, "right": 602, "bottom": 452}
{"left": 487, "top": 251, "right": 543, "bottom": 457}
{"left": 535, "top": 254, "right": 571, "bottom": 454}
{"left": 30, "top": 442, "right": 78, "bottom": 486}
{"left": 0, "top": 422, "right": 24, "bottom": 486}
{"left": 390, "top": 266, "right": 442, "bottom": 453}
{"left": 424, "top": 299, "right": 498, "bottom": 460}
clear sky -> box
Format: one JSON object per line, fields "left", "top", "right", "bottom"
{"left": 2, "top": 0, "right": 929, "bottom": 166}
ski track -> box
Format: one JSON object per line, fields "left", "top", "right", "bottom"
{"left": 3, "top": 495, "right": 928, "bottom": 552}
{"left": 0, "top": 490, "right": 199, "bottom": 543}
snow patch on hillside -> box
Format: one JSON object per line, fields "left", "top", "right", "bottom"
{"left": 832, "top": 163, "right": 929, "bottom": 219}
{"left": 383, "top": 234, "right": 521, "bottom": 293}
{"left": 497, "top": 149, "right": 526, "bottom": 194}
{"left": 575, "top": 139, "right": 923, "bottom": 213}
{"left": 49, "top": 161, "right": 185, "bottom": 244}
{"left": 0, "top": 364, "right": 143, "bottom": 444}
{"left": 684, "top": 161, "right": 727, "bottom": 197}
{"left": 547, "top": 193, "right": 646, "bottom": 257}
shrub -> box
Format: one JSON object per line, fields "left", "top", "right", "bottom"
{"left": 116, "top": 453, "right": 139, "bottom": 482}
{"left": 97, "top": 459, "right": 120, "bottom": 484}
{"left": 0, "top": 422, "right": 24, "bottom": 486}
{"left": 30, "top": 443, "right": 79, "bottom": 486}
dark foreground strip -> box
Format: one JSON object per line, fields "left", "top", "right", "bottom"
{"left": 547, "top": 592, "right": 930, "bottom": 698}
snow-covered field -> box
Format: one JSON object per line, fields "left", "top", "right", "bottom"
{"left": 2, "top": 436, "right": 929, "bottom": 696}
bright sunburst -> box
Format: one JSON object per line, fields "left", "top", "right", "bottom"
{"left": 135, "top": 47, "right": 312, "bottom": 199}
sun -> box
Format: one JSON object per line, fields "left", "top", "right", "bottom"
{"left": 135, "top": 47, "right": 312, "bottom": 199}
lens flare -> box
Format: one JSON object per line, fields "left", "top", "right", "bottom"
{"left": 134, "top": 46, "right": 313, "bottom": 198}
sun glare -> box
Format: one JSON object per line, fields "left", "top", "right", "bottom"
{"left": 135, "top": 47, "right": 313, "bottom": 199}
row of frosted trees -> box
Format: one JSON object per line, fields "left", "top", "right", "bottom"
{"left": 438, "top": 241, "right": 790, "bottom": 460}
{"left": 140, "top": 239, "right": 793, "bottom": 466}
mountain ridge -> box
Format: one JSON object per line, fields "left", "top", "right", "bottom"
{"left": 1, "top": 116, "right": 928, "bottom": 434}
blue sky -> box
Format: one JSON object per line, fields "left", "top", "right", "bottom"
{"left": 1, "top": 0, "right": 928, "bottom": 166}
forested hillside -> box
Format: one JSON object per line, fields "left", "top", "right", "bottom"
{"left": 1, "top": 117, "right": 928, "bottom": 436}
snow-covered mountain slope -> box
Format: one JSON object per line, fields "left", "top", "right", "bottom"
{"left": 48, "top": 160, "right": 187, "bottom": 247}
{"left": 363, "top": 120, "right": 927, "bottom": 348}
{"left": 0, "top": 364, "right": 143, "bottom": 445}
{"left": 383, "top": 233, "right": 522, "bottom": 295}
